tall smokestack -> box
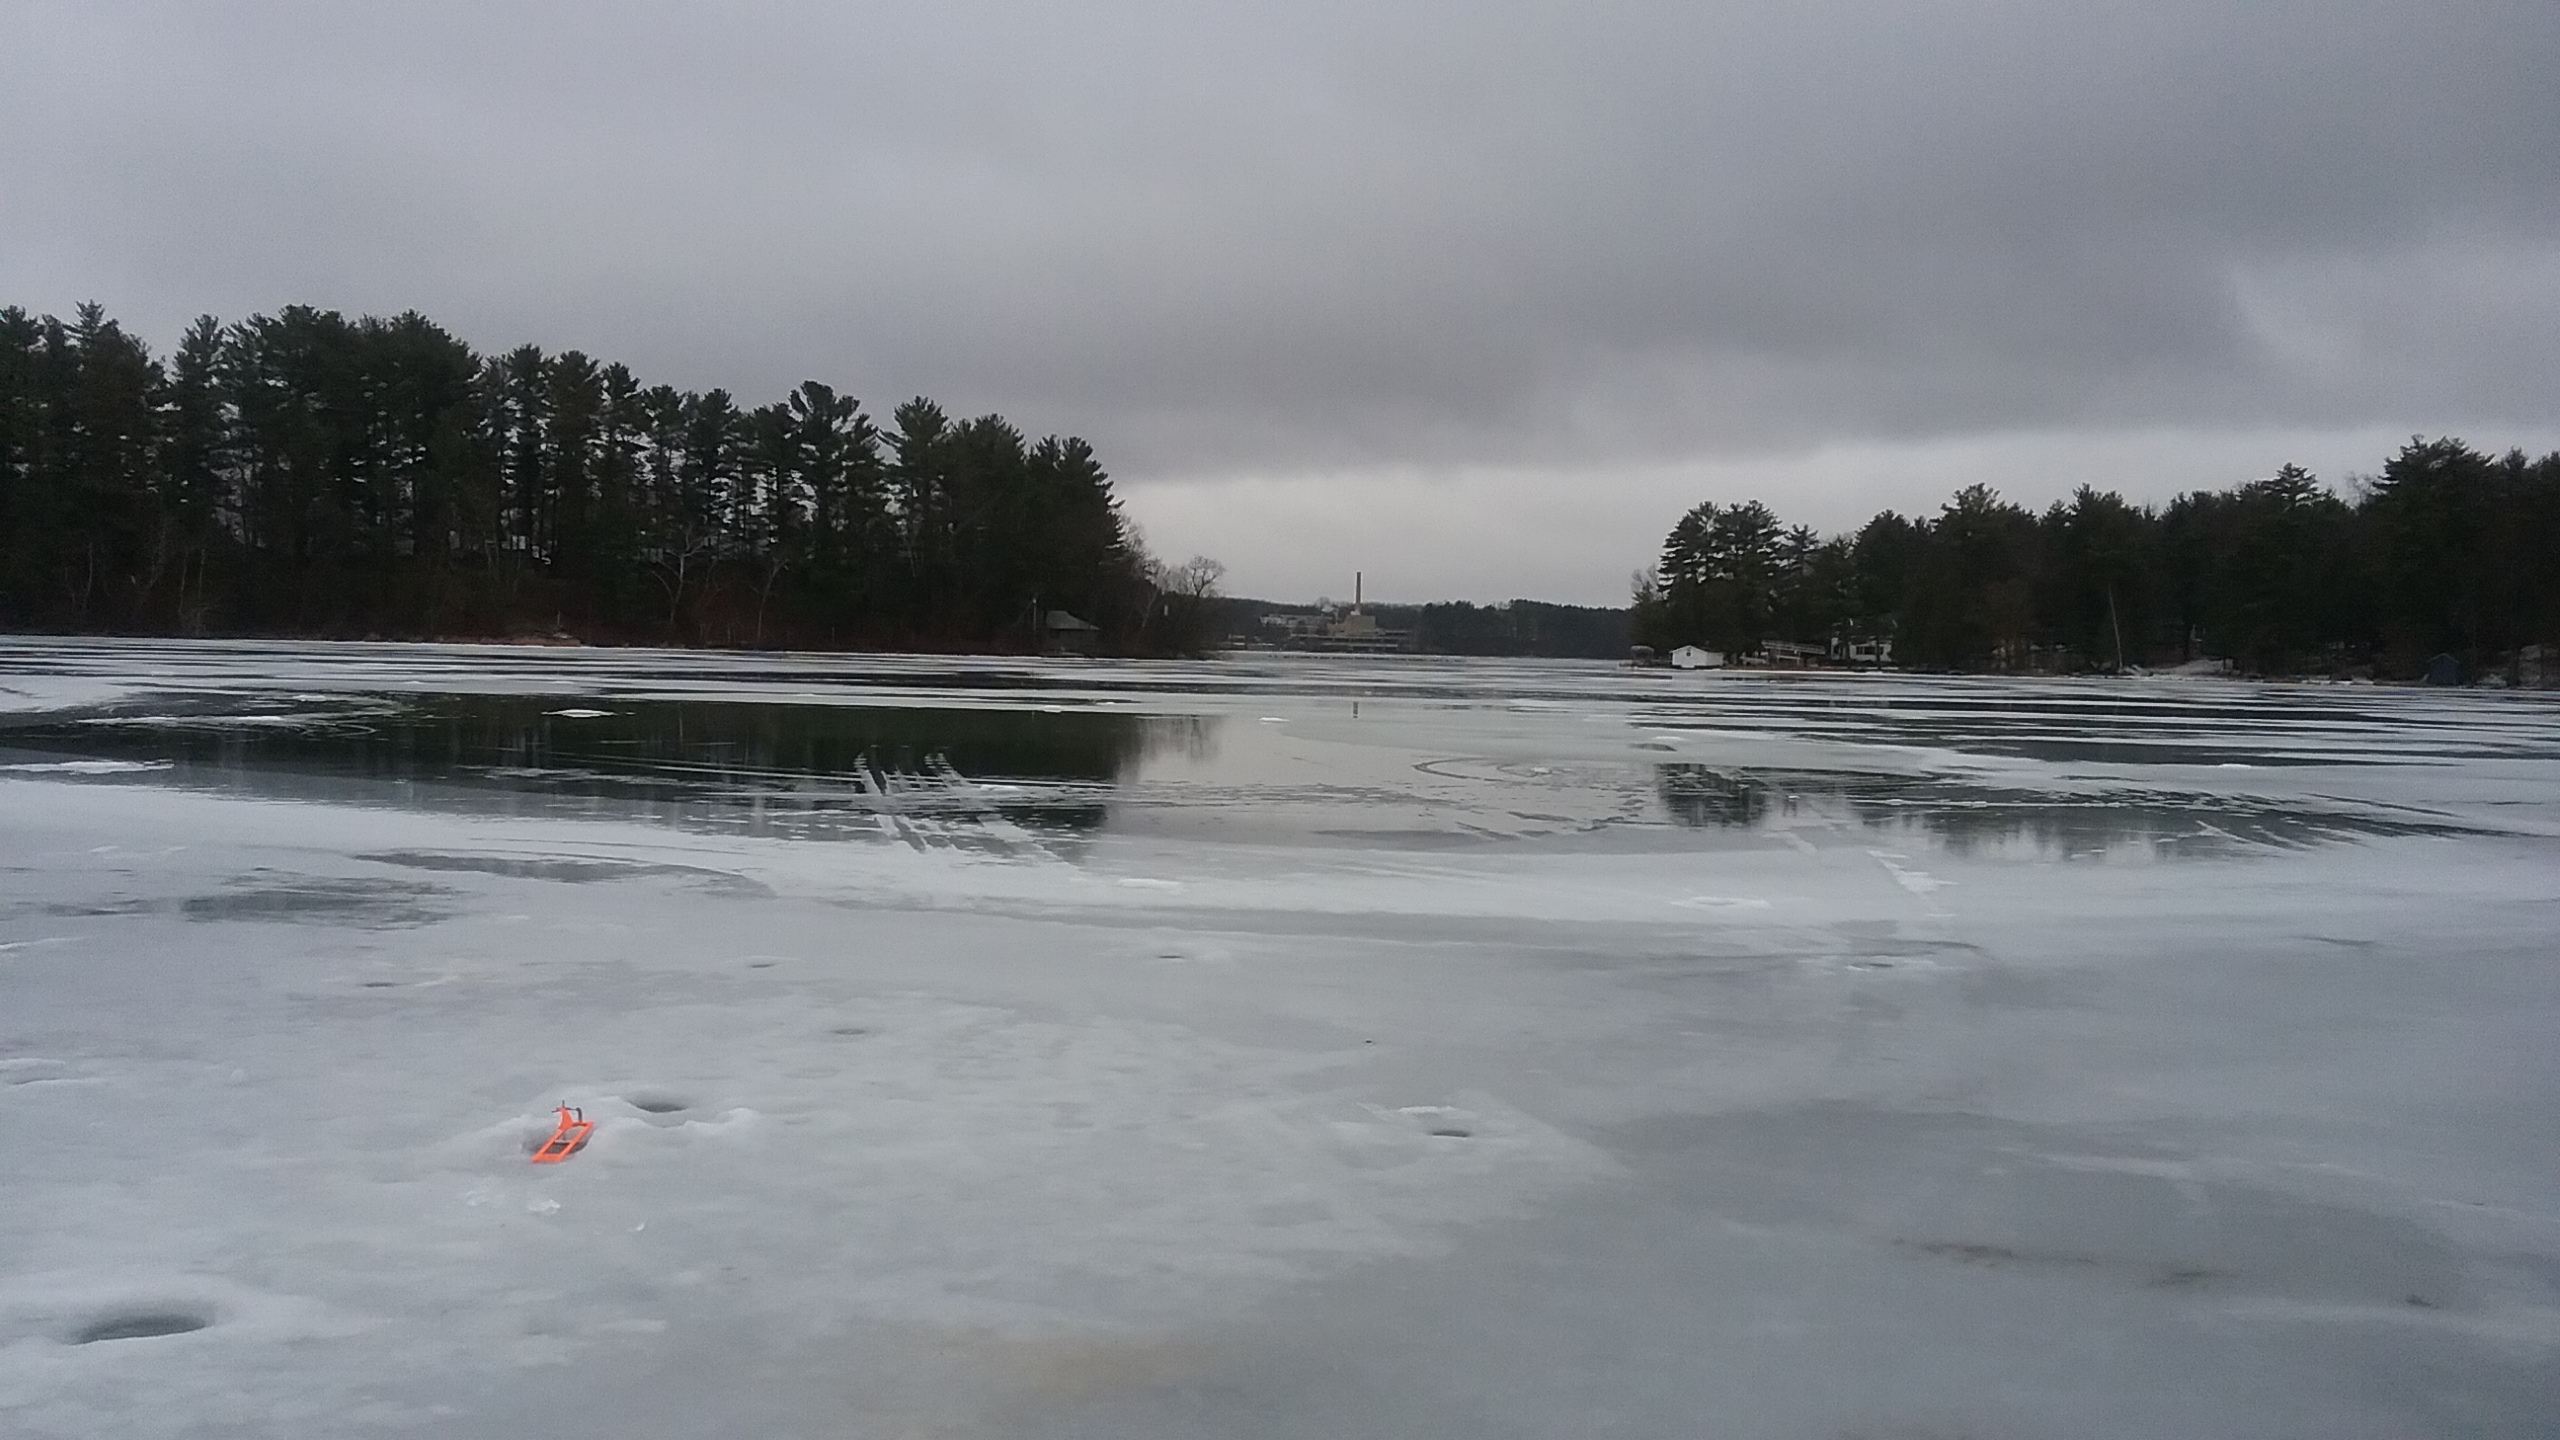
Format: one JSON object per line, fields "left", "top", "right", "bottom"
{"left": 1355, "top": 571, "right": 1362, "bottom": 611}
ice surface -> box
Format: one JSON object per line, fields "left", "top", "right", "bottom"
{"left": 2, "top": 638, "right": 2556, "bottom": 1437}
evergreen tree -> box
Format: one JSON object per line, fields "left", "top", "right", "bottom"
{"left": 1639, "top": 441, "right": 2556, "bottom": 677}
{"left": 0, "top": 300, "right": 1160, "bottom": 653}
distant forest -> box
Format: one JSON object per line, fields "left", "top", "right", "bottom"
{"left": 1636, "top": 439, "right": 2560, "bottom": 678}
{"left": 1216, "top": 596, "right": 1630, "bottom": 659}
{"left": 1407, "top": 599, "right": 1628, "bottom": 657}
{"left": 0, "top": 303, "right": 1200, "bottom": 652}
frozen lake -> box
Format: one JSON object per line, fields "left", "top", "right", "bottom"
{"left": 3, "top": 637, "right": 2556, "bottom": 1437}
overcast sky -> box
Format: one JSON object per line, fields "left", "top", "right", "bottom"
{"left": 6, "top": 2, "right": 2556, "bottom": 604}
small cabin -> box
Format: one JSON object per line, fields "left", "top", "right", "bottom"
{"left": 1670, "top": 645, "right": 1724, "bottom": 670}
{"left": 1043, "top": 610, "right": 1102, "bottom": 656}
{"left": 1841, "top": 638, "right": 1894, "bottom": 666}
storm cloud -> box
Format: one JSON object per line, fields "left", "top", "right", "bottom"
{"left": 6, "top": 1, "right": 2556, "bottom": 601}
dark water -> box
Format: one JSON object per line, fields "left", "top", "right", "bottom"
{"left": 0, "top": 694, "right": 1213, "bottom": 840}
{"left": 1652, "top": 763, "right": 2481, "bottom": 855}
{"left": 0, "top": 652, "right": 2536, "bottom": 858}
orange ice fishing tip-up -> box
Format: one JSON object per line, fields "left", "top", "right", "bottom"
{"left": 530, "top": 1104, "right": 594, "bottom": 1163}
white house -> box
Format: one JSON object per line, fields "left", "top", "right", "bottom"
{"left": 1670, "top": 645, "right": 1724, "bottom": 670}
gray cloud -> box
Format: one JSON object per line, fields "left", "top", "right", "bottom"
{"left": 5, "top": 1, "right": 2556, "bottom": 600}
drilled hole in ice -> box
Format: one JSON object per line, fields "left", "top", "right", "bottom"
{"left": 628, "top": 1096, "right": 688, "bottom": 1114}
{"left": 73, "top": 1311, "right": 208, "bottom": 1344}
{"left": 1427, "top": 1129, "right": 1473, "bottom": 1139}
{"left": 829, "top": 1027, "right": 870, "bottom": 1037}
{"left": 360, "top": 981, "right": 400, "bottom": 988}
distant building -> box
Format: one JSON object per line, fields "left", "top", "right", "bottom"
{"left": 1043, "top": 610, "right": 1101, "bottom": 655}
{"left": 1761, "top": 640, "right": 1825, "bottom": 669}
{"left": 1281, "top": 572, "right": 1414, "bottom": 654}
{"left": 1670, "top": 645, "right": 1724, "bottom": 670}
{"left": 1259, "top": 611, "right": 1331, "bottom": 639}
{"left": 1837, "top": 637, "right": 1894, "bottom": 666}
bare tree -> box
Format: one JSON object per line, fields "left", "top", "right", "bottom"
{"left": 647, "top": 519, "right": 719, "bottom": 639}
{"left": 1149, "top": 554, "right": 1227, "bottom": 654}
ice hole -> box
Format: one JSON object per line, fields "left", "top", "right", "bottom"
{"left": 73, "top": 1310, "right": 209, "bottom": 1344}
{"left": 1428, "top": 1128, "right": 1473, "bottom": 1139}
{"left": 629, "top": 1095, "right": 688, "bottom": 1114}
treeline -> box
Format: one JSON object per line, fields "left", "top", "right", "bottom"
{"left": 1634, "top": 439, "right": 2560, "bottom": 677}
{"left": 1411, "top": 599, "right": 1628, "bottom": 658}
{"left": 0, "top": 302, "right": 1195, "bottom": 651}
{"left": 1211, "top": 596, "right": 1629, "bottom": 657}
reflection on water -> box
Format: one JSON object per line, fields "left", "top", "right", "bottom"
{"left": 1656, "top": 766, "right": 1774, "bottom": 829}
{"left": 0, "top": 696, "right": 1214, "bottom": 844}
{"left": 1654, "top": 764, "right": 2479, "bottom": 857}
{"left": 0, "top": 649, "right": 2529, "bottom": 863}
